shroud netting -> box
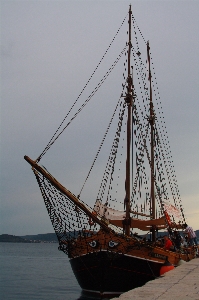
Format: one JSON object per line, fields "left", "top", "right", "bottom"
{"left": 33, "top": 168, "right": 124, "bottom": 256}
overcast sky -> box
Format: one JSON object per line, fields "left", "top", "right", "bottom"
{"left": 1, "top": 0, "right": 199, "bottom": 235}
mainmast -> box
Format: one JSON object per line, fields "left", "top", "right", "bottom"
{"left": 124, "top": 5, "right": 132, "bottom": 236}
{"left": 147, "top": 41, "right": 156, "bottom": 242}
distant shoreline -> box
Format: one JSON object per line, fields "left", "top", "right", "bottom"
{"left": 0, "top": 233, "right": 58, "bottom": 243}
{"left": 1, "top": 230, "right": 198, "bottom": 243}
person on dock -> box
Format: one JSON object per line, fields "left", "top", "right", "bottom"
{"left": 164, "top": 236, "right": 173, "bottom": 251}
{"left": 172, "top": 231, "right": 182, "bottom": 250}
{"left": 183, "top": 224, "right": 198, "bottom": 246}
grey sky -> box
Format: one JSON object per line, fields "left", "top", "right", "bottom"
{"left": 1, "top": 0, "right": 199, "bottom": 235}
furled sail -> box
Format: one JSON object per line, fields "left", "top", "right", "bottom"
{"left": 94, "top": 200, "right": 167, "bottom": 231}
{"left": 164, "top": 203, "right": 181, "bottom": 219}
{"left": 94, "top": 200, "right": 126, "bottom": 220}
{"left": 163, "top": 202, "right": 183, "bottom": 229}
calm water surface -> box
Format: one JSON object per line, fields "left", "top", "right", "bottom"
{"left": 0, "top": 243, "right": 111, "bottom": 300}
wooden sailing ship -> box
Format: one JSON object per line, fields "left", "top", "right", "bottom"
{"left": 24, "top": 5, "right": 198, "bottom": 298}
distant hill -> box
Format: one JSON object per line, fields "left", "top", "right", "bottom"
{"left": 157, "top": 230, "right": 199, "bottom": 239}
{"left": 0, "top": 234, "right": 31, "bottom": 243}
{"left": 21, "top": 233, "right": 58, "bottom": 242}
{"left": 155, "top": 230, "right": 199, "bottom": 241}
{"left": 0, "top": 233, "right": 58, "bottom": 243}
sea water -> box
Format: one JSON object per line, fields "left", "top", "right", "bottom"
{"left": 0, "top": 243, "right": 107, "bottom": 300}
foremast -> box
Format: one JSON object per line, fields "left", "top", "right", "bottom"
{"left": 147, "top": 41, "right": 156, "bottom": 242}
{"left": 124, "top": 5, "right": 132, "bottom": 236}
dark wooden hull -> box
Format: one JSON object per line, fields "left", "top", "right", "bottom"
{"left": 70, "top": 250, "right": 162, "bottom": 297}
{"left": 24, "top": 156, "right": 196, "bottom": 297}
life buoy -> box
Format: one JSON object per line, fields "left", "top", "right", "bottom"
{"left": 164, "top": 211, "right": 171, "bottom": 226}
{"left": 160, "top": 260, "right": 174, "bottom": 276}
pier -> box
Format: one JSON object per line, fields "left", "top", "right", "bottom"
{"left": 112, "top": 258, "right": 199, "bottom": 300}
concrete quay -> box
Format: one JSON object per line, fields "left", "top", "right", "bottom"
{"left": 112, "top": 258, "right": 199, "bottom": 300}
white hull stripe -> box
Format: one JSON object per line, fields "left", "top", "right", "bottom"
{"left": 70, "top": 249, "right": 163, "bottom": 264}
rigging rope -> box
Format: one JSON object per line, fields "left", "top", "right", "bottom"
{"left": 129, "top": 16, "right": 186, "bottom": 224}
{"left": 78, "top": 96, "right": 125, "bottom": 198}
{"left": 36, "top": 46, "right": 127, "bottom": 163}
{"left": 36, "top": 15, "right": 128, "bottom": 163}
{"left": 97, "top": 101, "right": 126, "bottom": 203}
{"left": 33, "top": 12, "right": 186, "bottom": 228}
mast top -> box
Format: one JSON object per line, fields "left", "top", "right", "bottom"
{"left": 129, "top": 5, "right": 132, "bottom": 18}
